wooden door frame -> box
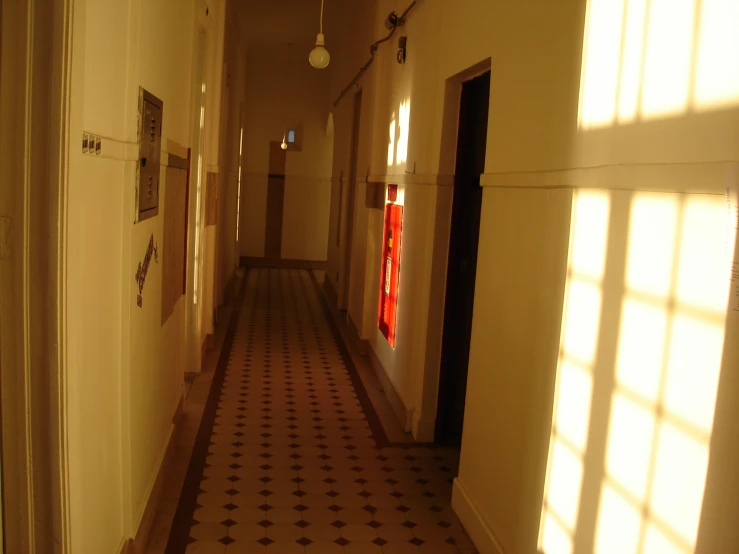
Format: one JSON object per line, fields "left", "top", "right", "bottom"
{"left": 434, "top": 70, "right": 491, "bottom": 446}
{"left": 0, "top": 0, "right": 73, "bottom": 551}
{"left": 413, "top": 59, "right": 492, "bottom": 442}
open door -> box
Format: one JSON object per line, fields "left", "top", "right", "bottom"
{"left": 435, "top": 71, "right": 491, "bottom": 446}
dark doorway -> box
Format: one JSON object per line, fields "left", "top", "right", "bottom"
{"left": 435, "top": 70, "right": 490, "bottom": 446}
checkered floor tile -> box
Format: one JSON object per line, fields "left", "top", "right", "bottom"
{"left": 167, "top": 269, "right": 477, "bottom": 553}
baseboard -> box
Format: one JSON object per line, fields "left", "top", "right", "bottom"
{"left": 324, "top": 276, "right": 338, "bottom": 310}
{"left": 223, "top": 270, "right": 238, "bottom": 304}
{"left": 172, "top": 394, "right": 185, "bottom": 428}
{"left": 122, "top": 394, "right": 184, "bottom": 553}
{"left": 412, "top": 410, "right": 437, "bottom": 443}
{"left": 347, "top": 313, "right": 369, "bottom": 356}
{"left": 200, "top": 333, "right": 214, "bottom": 367}
{"left": 118, "top": 538, "right": 134, "bottom": 554}
{"left": 452, "top": 478, "right": 506, "bottom": 554}
{"left": 240, "top": 256, "right": 327, "bottom": 270}
{"left": 366, "top": 345, "right": 413, "bottom": 433}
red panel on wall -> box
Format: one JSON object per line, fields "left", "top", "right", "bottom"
{"left": 378, "top": 202, "right": 403, "bottom": 348}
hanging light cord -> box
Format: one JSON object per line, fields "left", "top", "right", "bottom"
{"left": 333, "top": 0, "right": 419, "bottom": 107}
{"left": 319, "top": 0, "right": 324, "bottom": 35}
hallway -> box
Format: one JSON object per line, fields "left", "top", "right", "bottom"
{"left": 4, "top": 0, "right": 739, "bottom": 552}
{"left": 163, "top": 269, "right": 476, "bottom": 554}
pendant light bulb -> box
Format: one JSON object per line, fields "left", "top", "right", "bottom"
{"left": 309, "top": 34, "right": 330, "bottom": 69}
{"left": 281, "top": 135, "right": 288, "bottom": 150}
{"left": 309, "top": 0, "right": 330, "bottom": 69}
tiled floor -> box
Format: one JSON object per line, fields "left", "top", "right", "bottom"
{"left": 163, "top": 269, "right": 477, "bottom": 554}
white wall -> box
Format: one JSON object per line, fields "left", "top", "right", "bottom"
{"left": 65, "top": 0, "right": 226, "bottom": 551}
{"left": 239, "top": 47, "right": 333, "bottom": 261}
{"left": 326, "top": 0, "right": 739, "bottom": 553}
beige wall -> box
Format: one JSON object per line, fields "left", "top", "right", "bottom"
{"left": 65, "top": 0, "right": 226, "bottom": 551}
{"left": 218, "top": 1, "right": 248, "bottom": 297}
{"left": 326, "top": 0, "right": 739, "bottom": 553}
{"left": 239, "top": 47, "right": 333, "bottom": 261}
{"left": 323, "top": 0, "right": 381, "bottom": 313}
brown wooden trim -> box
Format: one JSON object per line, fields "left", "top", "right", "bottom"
{"left": 264, "top": 177, "right": 285, "bottom": 258}
{"left": 172, "top": 394, "right": 184, "bottom": 426}
{"left": 166, "top": 153, "right": 189, "bottom": 170}
{"left": 200, "top": 333, "right": 215, "bottom": 366}
{"left": 366, "top": 343, "right": 412, "bottom": 434}
{"left": 347, "top": 312, "right": 369, "bottom": 356}
{"left": 226, "top": 270, "right": 238, "bottom": 301}
{"left": 240, "top": 256, "right": 327, "bottom": 270}
{"left": 220, "top": 269, "right": 238, "bottom": 306}
{"left": 161, "top": 165, "right": 188, "bottom": 325}
{"left": 214, "top": 270, "right": 239, "bottom": 327}
{"left": 127, "top": 393, "right": 185, "bottom": 554}
{"left": 323, "top": 275, "right": 338, "bottom": 310}
{"left": 166, "top": 139, "right": 189, "bottom": 160}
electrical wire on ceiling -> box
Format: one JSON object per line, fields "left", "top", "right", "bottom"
{"left": 333, "top": 0, "right": 419, "bottom": 107}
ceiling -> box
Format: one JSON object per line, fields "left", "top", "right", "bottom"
{"left": 239, "top": 0, "right": 342, "bottom": 50}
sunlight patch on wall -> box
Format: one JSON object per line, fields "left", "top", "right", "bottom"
{"left": 593, "top": 192, "right": 735, "bottom": 554}
{"left": 595, "top": 484, "right": 643, "bottom": 553}
{"left": 387, "top": 114, "right": 396, "bottom": 166}
{"left": 193, "top": 82, "right": 207, "bottom": 302}
{"left": 236, "top": 127, "right": 243, "bottom": 241}
{"left": 541, "top": 190, "right": 735, "bottom": 554}
{"left": 541, "top": 512, "right": 575, "bottom": 554}
{"left": 615, "top": 299, "right": 666, "bottom": 404}
{"left": 640, "top": 0, "right": 695, "bottom": 118}
{"left": 538, "top": 190, "right": 611, "bottom": 554}
{"left": 694, "top": 0, "right": 739, "bottom": 109}
{"left": 616, "top": 0, "right": 647, "bottom": 123}
{"left": 386, "top": 100, "right": 411, "bottom": 168}
{"left": 396, "top": 100, "right": 410, "bottom": 165}
{"left": 577, "top": 0, "right": 624, "bottom": 128}
{"left": 675, "top": 198, "right": 734, "bottom": 313}
{"left": 578, "top": 0, "right": 739, "bottom": 128}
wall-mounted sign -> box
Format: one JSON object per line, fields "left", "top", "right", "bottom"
{"left": 135, "top": 234, "right": 159, "bottom": 307}
{"left": 378, "top": 198, "right": 403, "bottom": 348}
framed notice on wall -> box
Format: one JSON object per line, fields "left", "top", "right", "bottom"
{"left": 378, "top": 201, "right": 403, "bottom": 348}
